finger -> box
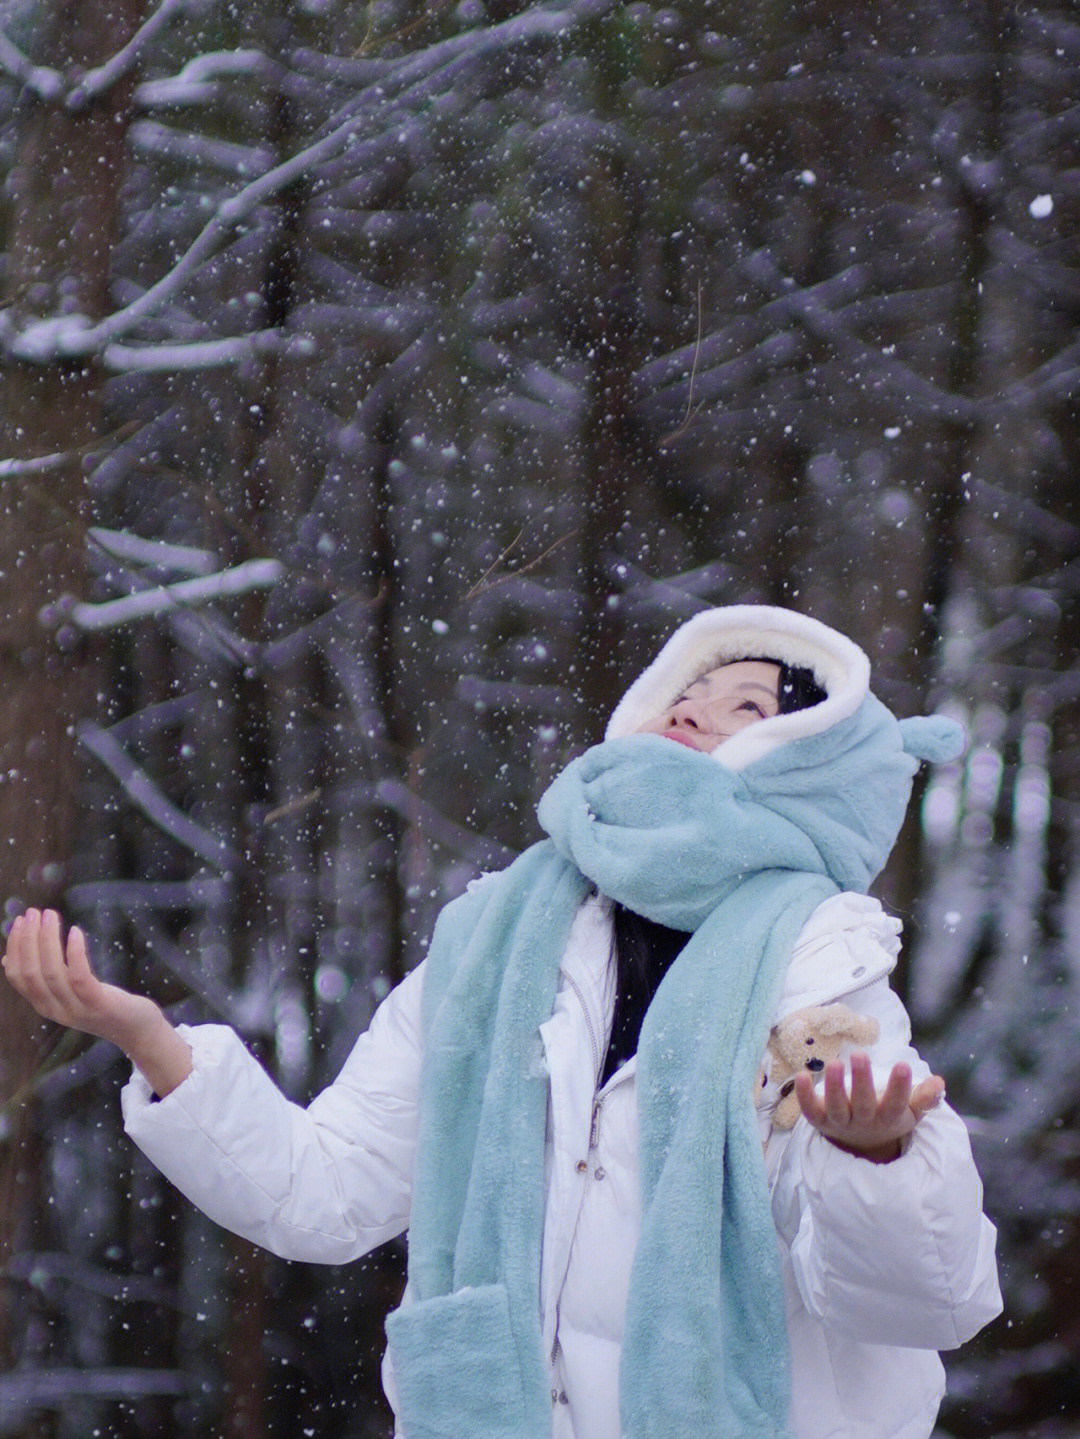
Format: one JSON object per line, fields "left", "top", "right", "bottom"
{"left": 910, "top": 1075, "right": 945, "bottom": 1120}
{"left": 66, "top": 925, "right": 92, "bottom": 979}
{"left": 794, "top": 1071, "right": 827, "bottom": 1127}
{"left": 877, "top": 1062, "right": 914, "bottom": 1126}
{"left": 823, "top": 1061, "right": 851, "bottom": 1127}
{"left": 848, "top": 1053, "right": 878, "bottom": 1125}
{"left": 16, "top": 909, "right": 40, "bottom": 973}
{"left": 10, "top": 911, "right": 58, "bottom": 1015}
{"left": 16, "top": 909, "right": 46, "bottom": 988}
{"left": 37, "top": 910, "right": 71, "bottom": 1001}
{"left": 65, "top": 926, "right": 99, "bottom": 1003}
{"left": 2, "top": 914, "right": 24, "bottom": 972}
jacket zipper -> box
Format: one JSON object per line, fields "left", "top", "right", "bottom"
{"left": 589, "top": 1095, "right": 602, "bottom": 1151}
{"left": 563, "top": 971, "right": 603, "bottom": 1086}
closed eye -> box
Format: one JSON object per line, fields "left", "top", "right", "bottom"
{"left": 738, "top": 701, "right": 766, "bottom": 717}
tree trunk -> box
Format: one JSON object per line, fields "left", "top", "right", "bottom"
{"left": 0, "top": 0, "right": 143, "bottom": 1379}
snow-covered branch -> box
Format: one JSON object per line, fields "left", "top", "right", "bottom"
{"left": 79, "top": 721, "right": 239, "bottom": 871}
{"left": 0, "top": 447, "right": 75, "bottom": 479}
{"left": 69, "top": 557, "right": 284, "bottom": 631}
{"left": 1, "top": 0, "right": 620, "bottom": 364}
{"left": 87, "top": 527, "right": 217, "bottom": 576}
{"left": 102, "top": 329, "right": 316, "bottom": 373}
{"left": 4, "top": 1250, "right": 184, "bottom": 1309}
{"left": 129, "top": 119, "right": 275, "bottom": 177}
{"left": 134, "top": 46, "right": 276, "bottom": 107}
{"left": 0, "top": 26, "right": 63, "bottom": 100}
{"left": 64, "top": 876, "right": 231, "bottom": 911}
{"left": 65, "top": 0, "right": 198, "bottom": 109}
{"left": 740, "top": 249, "right": 978, "bottom": 424}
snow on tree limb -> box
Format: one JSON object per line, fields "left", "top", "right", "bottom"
{"left": 65, "top": 0, "right": 201, "bottom": 109}
{"left": 78, "top": 720, "right": 239, "bottom": 870}
{"left": 87, "top": 527, "right": 217, "bottom": 575}
{"left": 0, "top": 1367, "right": 189, "bottom": 1418}
{"left": 0, "top": 26, "right": 63, "bottom": 99}
{"left": 1, "top": 0, "right": 199, "bottom": 110}
{"left": 69, "top": 558, "right": 284, "bottom": 631}
{"left": 0, "top": 448, "right": 74, "bottom": 479}
{"left": 102, "top": 329, "right": 316, "bottom": 373}
{"left": 129, "top": 119, "right": 275, "bottom": 177}
{"left": 0, "top": 0, "right": 620, "bottom": 364}
{"left": 134, "top": 46, "right": 277, "bottom": 107}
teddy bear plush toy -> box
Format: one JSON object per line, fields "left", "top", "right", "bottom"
{"left": 757, "top": 1004, "right": 881, "bottom": 1131}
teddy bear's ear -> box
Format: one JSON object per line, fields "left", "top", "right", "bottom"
{"left": 898, "top": 715, "right": 966, "bottom": 764}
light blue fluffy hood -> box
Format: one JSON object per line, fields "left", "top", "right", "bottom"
{"left": 606, "top": 603, "right": 964, "bottom": 894}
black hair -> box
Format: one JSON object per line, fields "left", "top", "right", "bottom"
{"left": 746, "top": 658, "right": 828, "bottom": 716}
{"left": 600, "top": 655, "right": 826, "bottom": 1086}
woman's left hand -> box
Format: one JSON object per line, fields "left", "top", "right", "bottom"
{"left": 794, "top": 1053, "right": 945, "bottom": 1164}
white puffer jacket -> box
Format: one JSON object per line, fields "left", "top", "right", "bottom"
{"left": 122, "top": 888, "right": 1001, "bottom": 1439}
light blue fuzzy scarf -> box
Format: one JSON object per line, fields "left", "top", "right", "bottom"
{"left": 385, "top": 699, "right": 961, "bottom": 1439}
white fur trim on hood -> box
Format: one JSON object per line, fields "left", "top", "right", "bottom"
{"left": 605, "top": 605, "right": 870, "bottom": 772}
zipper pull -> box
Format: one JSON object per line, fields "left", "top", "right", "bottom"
{"left": 589, "top": 1096, "right": 602, "bottom": 1151}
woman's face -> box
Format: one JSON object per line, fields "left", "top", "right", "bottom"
{"left": 635, "top": 660, "right": 781, "bottom": 754}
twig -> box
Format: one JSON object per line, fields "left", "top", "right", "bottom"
{"left": 463, "top": 529, "right": 576, "bottom": 603}
{"left": 264, "top": 787, "right": 322, "bottom": 824}
{"left": 463, "top": 529, "right": 524, "bottom": 602}
{"left": 658, "top": 278, "right": 706, "bottom": 448}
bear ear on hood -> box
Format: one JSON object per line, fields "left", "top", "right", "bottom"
{"left": 898, "top": 715, "right": 966, "bottom": 764}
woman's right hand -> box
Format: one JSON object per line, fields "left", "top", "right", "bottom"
{"left": 2, "top": 909, "right": 193, "bottom": 1096}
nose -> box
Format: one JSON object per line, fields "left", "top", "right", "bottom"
{"left": 669, "top": 697, "right": 704, "bottom": 730}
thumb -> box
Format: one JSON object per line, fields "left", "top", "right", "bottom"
{"left": 66, "top": 925, "right": 96, "bottom": 984}
{"left": 909, "top": 1074, "right": 945, "bottom": 1121}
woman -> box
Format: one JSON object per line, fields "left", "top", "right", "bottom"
{"left": 3, "top": 605, "right": 1001, "bottom": 1439}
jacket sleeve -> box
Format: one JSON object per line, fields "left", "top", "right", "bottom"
{"left": 121, "top": 961, "right": 426, "bottom": 1264}
{"left": 769, "top": 976, "right": 1003, "bottom": 1350}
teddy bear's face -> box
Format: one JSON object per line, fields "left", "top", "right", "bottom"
{"left": 756, "top": 1004, "right": 880, "bottom": 1131}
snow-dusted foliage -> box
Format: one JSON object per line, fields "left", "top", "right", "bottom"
{"left": 0, "top": 1, "right": 1078, "bottom": 1435}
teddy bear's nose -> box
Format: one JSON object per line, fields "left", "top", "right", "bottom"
{"left": 806, "top": 1058, "right": 825, "bottom": 1072}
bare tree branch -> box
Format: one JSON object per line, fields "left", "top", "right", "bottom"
{"left": 78, "top": 721, "right": 239, "bottom": 870}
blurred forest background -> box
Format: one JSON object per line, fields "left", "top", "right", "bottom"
{"left": 0, "top": 0, "right": 1078, "bottom": 1434}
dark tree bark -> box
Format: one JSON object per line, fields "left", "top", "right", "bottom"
{"left": 0, "top": 0, "right": 143, "bottom": 1381}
